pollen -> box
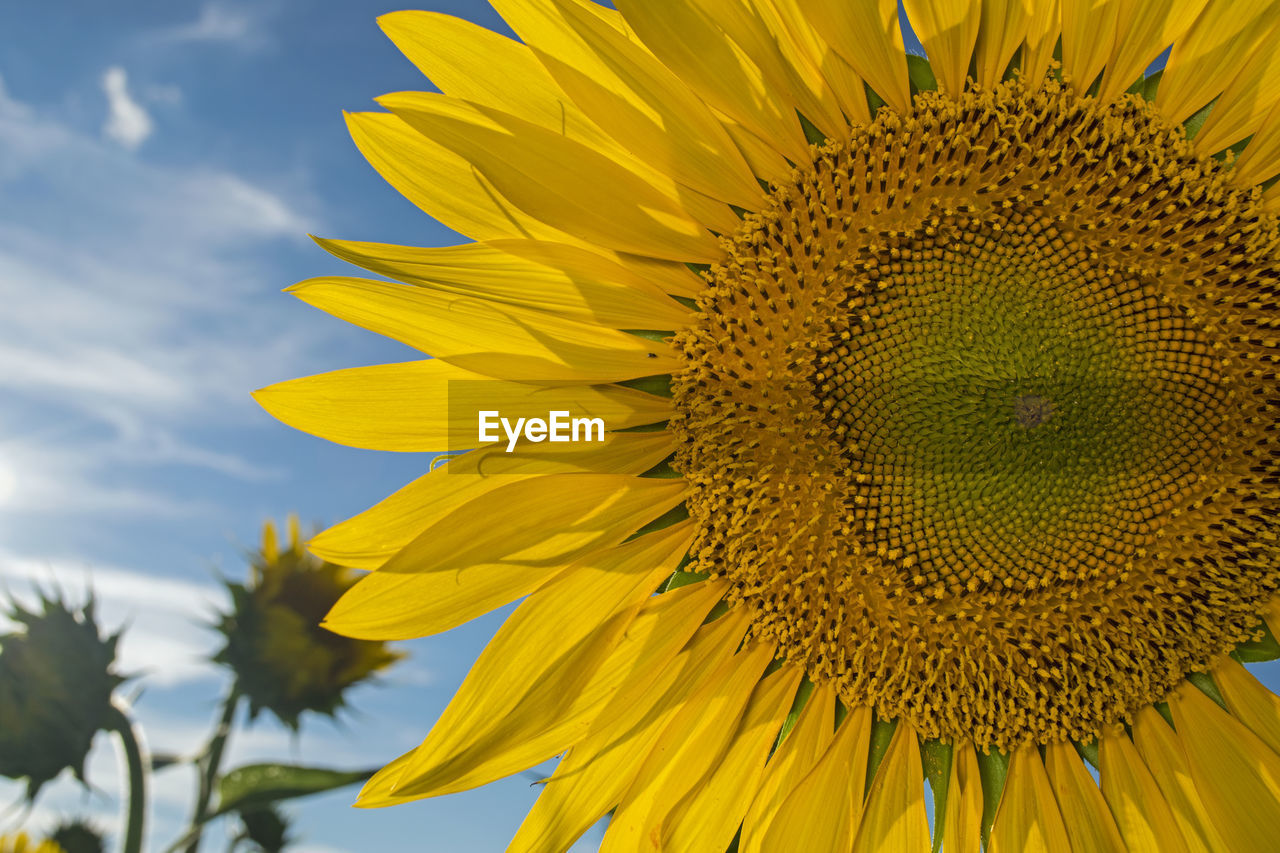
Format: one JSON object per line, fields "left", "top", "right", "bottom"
{"left": 671, "top": 79, "right": 1280, "bottom": 748}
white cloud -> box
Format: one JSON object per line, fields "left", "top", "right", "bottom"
{"left": 155, "top": 3, "right": 265, "bottom": 49}
{"left": 101, "top": 66, "right": 153, "bottom": 150}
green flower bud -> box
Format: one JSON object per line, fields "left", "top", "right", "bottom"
{"left": 214, "top": 517, "right": 400, "bottom": 729}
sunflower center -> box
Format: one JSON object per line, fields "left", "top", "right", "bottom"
{"left": 672, "top": 79, "right": 1280, "bottom": 748}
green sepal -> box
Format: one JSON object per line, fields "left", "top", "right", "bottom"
{"left": 1186, "top": 671, "right": 1228, "bottom": 711}
{"left": 1231, "top": 617, "right": 1280, "bottom": 663}
{"left": 673, "top": 295, "right": 699, "bottom": 311}
{"left": 864, "top": 82, "right": 888, "bottom": 116}
{"left": 975, "top": 747, "right": 1010, "bottom": 848}
{"left": 1073, "top": 738, "right": 1100, "bottom": 771}
{"left": 770, "top": 677, "right": 816, "bottom": 757}
{"left": 864, "top": 715, "right": 898, "bottom": 795}
{"left": 621, "top": 330, "right": 674, "bottom": 343}
{"left": 660, "top": 570, "right": 709, "bottom": 593}
{"left": 797, "top": 111, "right": 826, "bottom": 146}
{"left": 641, "top": 456, "right": 681, "bottom": 479}
{"left": 1128, "top": 69, "right": 1162, "bottom": 101}
{"left": 1183, "top": 96, "right": 1218, "bottom": 141}
{"left": 920, "top": 739, "right": 954, "bottom": 853}
{"left": 212, "top": 763, "right": 377, "bottom": 819}
{"left": 1154, "top": 701, "right": 1175, "bottom": 727}
{"left": 907, "top": 54, "right": 938, "bottom": 95}
{"left": 625, "top": 503, "right": 689, "bottom": 541}
{"left": 617, "top": 374, "right": 673, "bottom": 398}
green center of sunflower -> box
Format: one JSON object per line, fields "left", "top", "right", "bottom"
{"left": 671, "top": 78, "right": 1280, "bottom": 748}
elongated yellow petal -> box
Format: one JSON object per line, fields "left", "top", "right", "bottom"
{"left": 1213, "top": 657, "right": 1280, "bottom": 755}
{"left": 345, "top": 111, "right": 567, "bottom": 243}
{"left": 1020, "top": 0, "right": 1061, "bottom": 88}
{"left": 1170, "top": 681, "right": 1280, "bottom": 852}
{"left": 759, "top": 705, "right": 873, "bottom": 852}
{"left": 716, "top": 114, "right": 796, "bottom": 187}
{"left": 602, "top": 639, "right": 777, "bottom": 851}
{"left": 309, "top": 432, "right": 673, "bottom": 569}
{"left": 1194, "top": 20, "right": 1280, "bottom": 155}
{"left": 662, "top": 665, "right": 803, "bottom": 851}
{"left": 1059, "top": 0, "right": 1120, "bottom": 92}
{"left": 360, "top": 526, "right": 699, "bottom": 802}
{"left": 253, "top": 359, "right": 670, "bottom": 452}
{"left": 941, "top": 741, "right": 983, "bottom": 853}
{"left": 1234, "top": 100, "right": 1280, "bottom": 187}
{"left": 1098, "top": 0, "right": 1207, "bottom": 101}
{"left": 311, "top": 237, "right": 691, "bottom": 330}
{"left": 1100, "top": 727, "right": 1190, "bottom": 853}
{"left": 739, "top": 683, "right": 837, "bottom": 853}
{"left": 288, "top": 277, "right": 678, "bottom": 383}
{"left": 692, "top": 0, "right": 848, "bottom": 140}
{"left": 988, "top": 745, "right": 1070, "bottom": 853}
{"left": 771, "top": 0, "right": 871, "bottom": 125}
{"left": 323, "top": 474, "right": 686, "bottom": 638}
{"left": 1131, "top": 705, "right": 1227, "bottom": 853}
{"left": 376, "top": 10, "right": 741, "bottom": 233}
{"left": 1158, "top": 0, "right": 1280, "bottom": 125}
{"left": 379, "top": 92, "right": 721, "bottom": 262}
{"left": 902, "top": 0, "right": 981, "bottom": 95}
{"left": 853, "top": 720, "right": 930, "bottom": 853}
{"left": 797, "top": 0, "right": 911, "bottom": 113}
{"left": 974, "top": 0, "right": 1031, "bottom": 89}
{"left": 1043, "top": 742, "right": 1125, "bottom": 853}
{"left": 614, "top": 0, "right": 810, "bottom": 163}
{"left": 1269, "top": 599, "right": 1280, "bottom": 641}
{"left": 509, "top": 606, "right": 752, "bottom": 852}
{"left": 487, "top": 0, "right": 766, "bottom": 212}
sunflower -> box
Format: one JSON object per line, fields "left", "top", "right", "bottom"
{"left": 256, "top": 0, "right": 1280, "bottom": 849}
{"left": 0, "top": 835, "right": 66, "bottom": 853}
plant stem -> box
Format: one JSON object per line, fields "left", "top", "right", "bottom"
{"left": 108, "top": 698, "right": 149, "bottom": 853}
{"left": 182, "top": 687, "right": 240, "bottom": 853}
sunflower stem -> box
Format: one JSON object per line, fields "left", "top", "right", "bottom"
{"left": 108, "top": 698, "right": 149, "bottom": 853}
{"left": 181, "top": 687, "right": 241, "bottom": 853}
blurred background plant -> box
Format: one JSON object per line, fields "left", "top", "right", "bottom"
{"left": 0, "top": 517, "right": 400, "bottom": 853}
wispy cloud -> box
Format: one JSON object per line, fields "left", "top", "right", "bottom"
{"left": 0, "top": 76, "right": 320, "bottom": 521}
{"left": 101, "top": 67, "right": 152, "bottom": 150}
{"left": 152, "top": 3, "right": 268, "bottom": 49}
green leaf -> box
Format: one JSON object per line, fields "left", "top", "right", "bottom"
{"left": 212, "top": 763, "right": 378, "bottom": 817}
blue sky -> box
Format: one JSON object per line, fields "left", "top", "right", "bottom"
{"left": 3, "top": 2, "right": 1279, "bottom": 852}
{"left": 0, "top": 1, "right": 593, "bottom": 850}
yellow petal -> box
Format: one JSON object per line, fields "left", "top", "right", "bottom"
{"left": 1131, "top": 705, "right": 1228, "bottom": 853}
{"left": 797, "top": 0, "right": 912, "bottom": 113}
{"left": 1170, "top": 681, "right": 1280, "bottom": 853}
{"left": 1233, "top": 100, "right": 1280, "bottom": 187}
{"left": 379, "top": 92, "right": 722, "bottom": 262}
{"left": 987, "top": 745, "right": 1070, "bottom": 853}
{"left": 902, "top": 0, "right": 981, "bottom": 96}
{"left": 1098, "top": 0, "right": 1207, "bottom": 101}
{"left": 345, "top": 111, "right": 565, "bottom": 243}
{"left": 1194, "top": 20, "right": 1280, "bottom": 155}
{"left": 487, "top": 0, "right": 766, "bottom": 212}
{"left": 853, "top": 720, "right": 930, "bottom": 853}
{"left": 1213, "top": 657, "right": 1280, "bottom": 756}
{"left": 614, "top": 0, "right": 811, "bottom": 163}
{"left": 1059, "top": 0, "right": 1120, "bottom": 93}
{"left": 509, "top": 605, "right": 751, "bottom": 852}
{"left": 253, "top": 359, "right": 670, "bottom": 452}
{"left": 1158, "top": 0, "right": 1280, "bottom": 125}
{"left": 1100, "top": 726, "right": 1191, "bottom": 853}
{"left": 758, "top": 705, "right": 873, "bottom": 852}
{"left": 691, "top": 0, "right": 849, "bottom": 140}
{"left": 311, "top": 237, "right": 691, "bottom": 330}
{"left": 974, "top": 0, "right": 1032, "bottom": 89}
{"left": 662, "top": 665, "right": 804, "bottom": 852}
{"left": 941, "top": 741, "right": 983, "bottom": 853}
{"left": 771, "top": 0, "right": 872, "bottom": 125}
{"left": 309, "top": 431, "right": 673, "bottom": 569}
{"left": 1043, "top": 741, "right": 1126, "bottom": 853}
{"left": 1268, "top": 599, "right": 1280, "bottom": 640}
{"left": 322, "top": 474, "right": 686, "bottom": 639}
{"left": 1020, "top": 0, "right": 1061, "bottom": 88}
{"left": 287, "top": 277, "right": 678, "bottom": 383}
{"left": 716, "top": 113, "right": 797, "bottom": 187}
{"left": 360, "top": 525, "right": 700, "bottom": 802}
{"left": 739, "top": 683, "right": 838, "bottom": 853}
{"left": 602, "top": 639, "right": 778, "bottom": 851}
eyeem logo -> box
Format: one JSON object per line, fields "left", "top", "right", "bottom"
{"left": 478, "top": 410, "right": 606, "bottom": 452}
